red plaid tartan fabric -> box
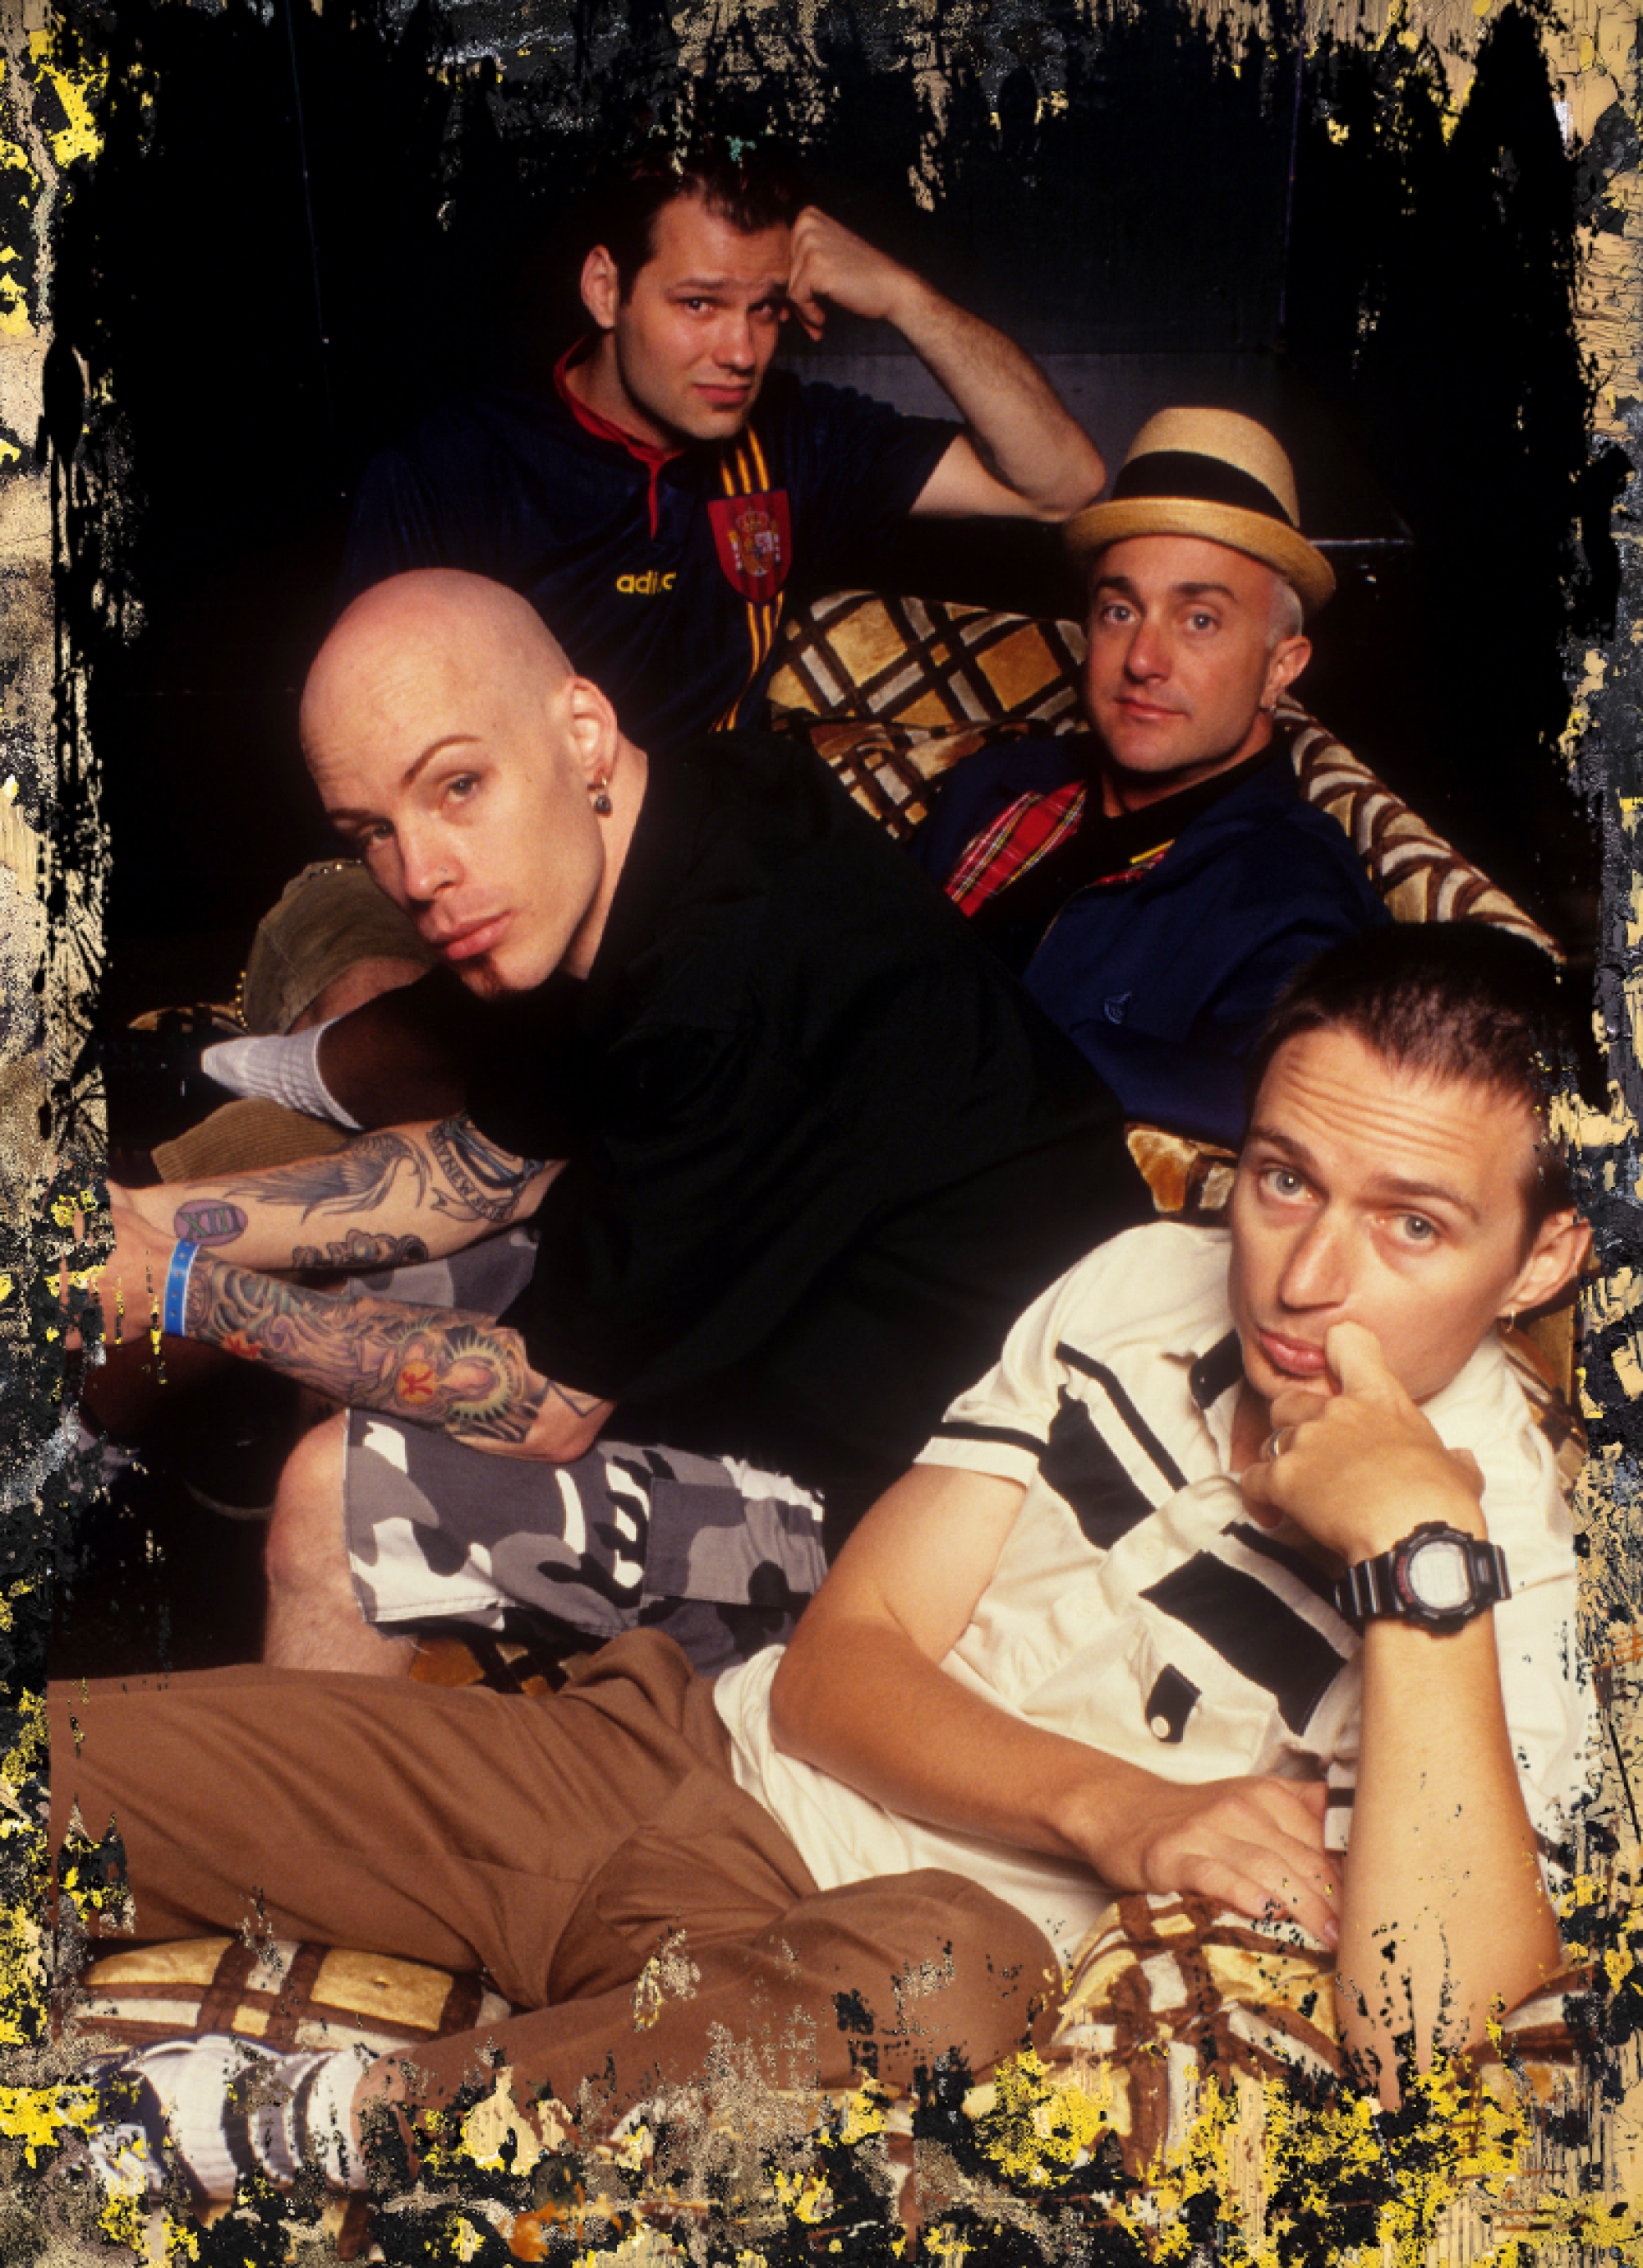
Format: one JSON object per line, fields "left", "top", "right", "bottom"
{"left": 942, "top": 779, "right": 1179, "bottom": 917}
{"left": 943, "top": 779, "right": 1088, "bottom": 914}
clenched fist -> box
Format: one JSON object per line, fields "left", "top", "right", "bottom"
{"left": 785, "top": 209, "right": 921, "bottom": 339}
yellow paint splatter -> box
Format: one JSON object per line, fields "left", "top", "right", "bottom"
{"left": 458, "top": 2069, "right": 559, "bottom": 2173}
{"left": 0, "top": 2082, "right": 94, "bottom": 2166}
{"left": 971, "top": 2044, "right": 1112, "bottom": 2189}
{"left": 773, "top": 2165, "right": 835, "bottom": 2223}
{"left": 25, "top": 29, "right": 104, "bottom": 170}
{"left": 824, "top": 2078, "right": 889, "bottom": 2148}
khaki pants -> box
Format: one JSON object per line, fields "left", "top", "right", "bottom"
{"left": 49, "top": 1631, "right": 1060, "bottom": 2115}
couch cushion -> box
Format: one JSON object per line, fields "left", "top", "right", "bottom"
{"left": 769, "top": 591, "right": 1085, "bottom": 731}
{"left": 1283, "top": 701, "right": 1557, "bottom": 951}
{"left": 71, "top": 1934, "right": 513, "bottom": 2057}
{"left": 1048, "top": 1887, "right": 1592, "bottom": 2180}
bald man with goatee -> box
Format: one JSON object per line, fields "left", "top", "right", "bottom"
{"left": 93, "top": 571, "right": 1143, "bottom": 1676}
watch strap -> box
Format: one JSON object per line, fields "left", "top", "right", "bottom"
{"left": 1333, "top": 1523, "right": 1510, "bottom": 1627}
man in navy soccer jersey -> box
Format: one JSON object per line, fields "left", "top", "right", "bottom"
{"left": 338, "top": 135, "right": 1106, "bottom": 756}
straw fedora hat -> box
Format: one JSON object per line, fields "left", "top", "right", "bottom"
{"left": 1064, "top": 407, "right": 1335, "bottom": 616}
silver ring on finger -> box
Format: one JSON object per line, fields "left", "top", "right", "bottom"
{"left": 1261, "top": 1426, "right": 1296, "bottom": 1462}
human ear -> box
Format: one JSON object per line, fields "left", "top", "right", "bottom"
{"left": 580, "top": 246, "right": 620, "bottom": 334}
{"left": 1263, "top": 634, "right": 1312, "bottom": 706}
{"left": 559, "top": 676, "right": 621, "bottom": 784}
{"left": 1504, "top": 1208, "right": 1590, "bottom": 1318}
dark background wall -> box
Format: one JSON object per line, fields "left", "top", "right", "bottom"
{"left": 32, "top": 0, "right": 1608, "bottom": 1018}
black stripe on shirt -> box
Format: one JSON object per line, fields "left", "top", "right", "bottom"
{"left": 1139, "top": 1555, "right": 1351, "bottom": 1732}
{"left": 931, "top": 1418, "right": 1047, "bottom": 1460}
{"left": 1190, "top": 1332, "right": 1245, "bottom": 1411}
{"left": 1040, "top": 1388, "right": 1157, "bottom": 1550}
{"left": 1056, "top": 1342, "right": 1190, "bottom": 1493}
{"left": 1227, "top": 1520, "right": 1344, "bottom": 1612}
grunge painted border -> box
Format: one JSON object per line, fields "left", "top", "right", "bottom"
{"left": 1, "top": 0, "right": 1641, "bottom": 2255}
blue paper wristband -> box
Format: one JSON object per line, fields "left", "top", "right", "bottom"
{"left": 163, "top": 1240, "right": 200, "bottom": 1337}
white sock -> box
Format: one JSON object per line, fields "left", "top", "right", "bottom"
{"left": 85, "top": 2034, "right": 370, "bottom": 2199}
{"left": 201, "top": 1024, "right": 361, "bottom": 1130}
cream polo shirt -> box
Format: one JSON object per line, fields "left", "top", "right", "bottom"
{"left": 714, "top": 1222, "right": 1592, "bottom": 1958}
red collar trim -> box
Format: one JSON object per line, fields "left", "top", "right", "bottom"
{"left": 554, "top": 340, "right": 683, "bottom": 472}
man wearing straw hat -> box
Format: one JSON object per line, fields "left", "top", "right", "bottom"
{"left": 914, "top": 407, "right": 1387, "bottom": 1146}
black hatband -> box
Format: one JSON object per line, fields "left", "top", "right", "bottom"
{"left": 1111, "top": 449, "right": 1295, "bottom": 528}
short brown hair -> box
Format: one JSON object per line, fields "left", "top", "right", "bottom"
{"left": 595, "top": 136, "right": 808, "bottom": 298}
{"left": 1246, "top": 924, "right": 1583, "bottom": 1226}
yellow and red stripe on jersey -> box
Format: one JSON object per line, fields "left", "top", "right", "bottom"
{"left": 708, "top": 427, "right": 789, "bottom": 729}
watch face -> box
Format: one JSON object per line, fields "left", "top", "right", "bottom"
{"left": 1405, "top": 1537, "right": 1473, "bottom": 1612}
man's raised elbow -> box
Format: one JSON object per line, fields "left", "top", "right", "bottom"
{"left": 1020, "top": 443, "right": 1107, "bottom": 524}
{"left": 1002, "top": 437, "right": 1102, "bottom": 522}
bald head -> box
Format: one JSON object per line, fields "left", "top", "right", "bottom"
{"left": 301, "top": 571, "right": 645, "bottom": 996}
{"left": 301, "top": 570, "right": 576, "bottom": 776}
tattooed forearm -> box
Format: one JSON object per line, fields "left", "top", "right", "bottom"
{"left": 291, "top": 1230, "right": 431, "bottom": 1272}
{"left": 173, "top": 1200, "right": 249, "bottom": 1247}
{"left": 544, "top": 1380, "right": 605, "bottom": 1418}
{"left": 428, "top": 1116, "right": 546, "bottom": 1227}
{"left": 223, "top": 1131, "right": 430, "bottom": 1223}
{"left": 182, "top": 1254, "right": 548, "bottom": 1445}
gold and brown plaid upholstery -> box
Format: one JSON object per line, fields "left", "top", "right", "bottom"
{"left": 773, "top": 715, "right": 1039, "bottom": 840}
{"left": 1047, "top": 1889, "right": 1592, "bottom": 2181}
{"left": 71, "top": 1934, "right": 513, "bottom": 2057}
{"left": 407, "top": 1627, "right": 589, "bottom": 1697}
{"left": 1283, "top": 700, "right": 1558, "bottom": 951}
{"left": 1124, "top": 1125, "right": 1239, "bottom": 1221}
{"left": 767, "top": 591, "right": 1085, "bottom": 731}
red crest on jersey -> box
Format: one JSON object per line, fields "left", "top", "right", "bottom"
{"left": 708, "top": 490, "right": 791, "bottom": 602}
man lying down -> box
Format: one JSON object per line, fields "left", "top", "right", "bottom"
{"left": 48, "top": 923, "right": 1595, "bottom": 2199}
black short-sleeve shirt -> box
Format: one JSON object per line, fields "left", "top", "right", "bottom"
{"left": 463, "top": 734, "right": 1145, "bottom": 1534}
{"left": 339, "top": 366, "right": 956, "bottom": 756}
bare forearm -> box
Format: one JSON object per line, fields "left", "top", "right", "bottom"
{"left": 772, "top": 1612, "right": 1135, "bottom": 1862}
{"left": 771, "top": 1609, "right": 1337, "bottom": 1939}
{"left": 771, "top": 1467, "right": 1116, "bottom": 1858}
{"left": 894, "top": 280, "right": 1103, "bottom": 517}
{"left": 772, "top": 1464, "right": 1337, "bottom": 1934}
{"left": 127, "top": 1118, "right": 559, "bottom": 1272}
{"left": 181, "top": 1254, "right": 605, "bottom": 1453}
{"left": 1337, "top": 1617, "right": 1561, "bottom": 2100}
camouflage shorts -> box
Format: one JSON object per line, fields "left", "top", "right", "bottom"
{"left": 338, "top": 1230, "right": 828, "bottom": 1676}
{"left": 343, "top": 1422, "right": 829, "bottom": 1675}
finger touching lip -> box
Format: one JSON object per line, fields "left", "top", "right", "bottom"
{"left": 1257, "top": 1329, "right": 1331, "bottom": 1380}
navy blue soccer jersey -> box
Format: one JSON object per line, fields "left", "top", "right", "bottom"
{"left": 338, "top": 354, "right": 956, "bottom": 756}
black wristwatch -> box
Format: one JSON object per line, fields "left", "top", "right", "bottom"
{"left": 1332, "top": 1521, "right": 1510, "bottom": 1632}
